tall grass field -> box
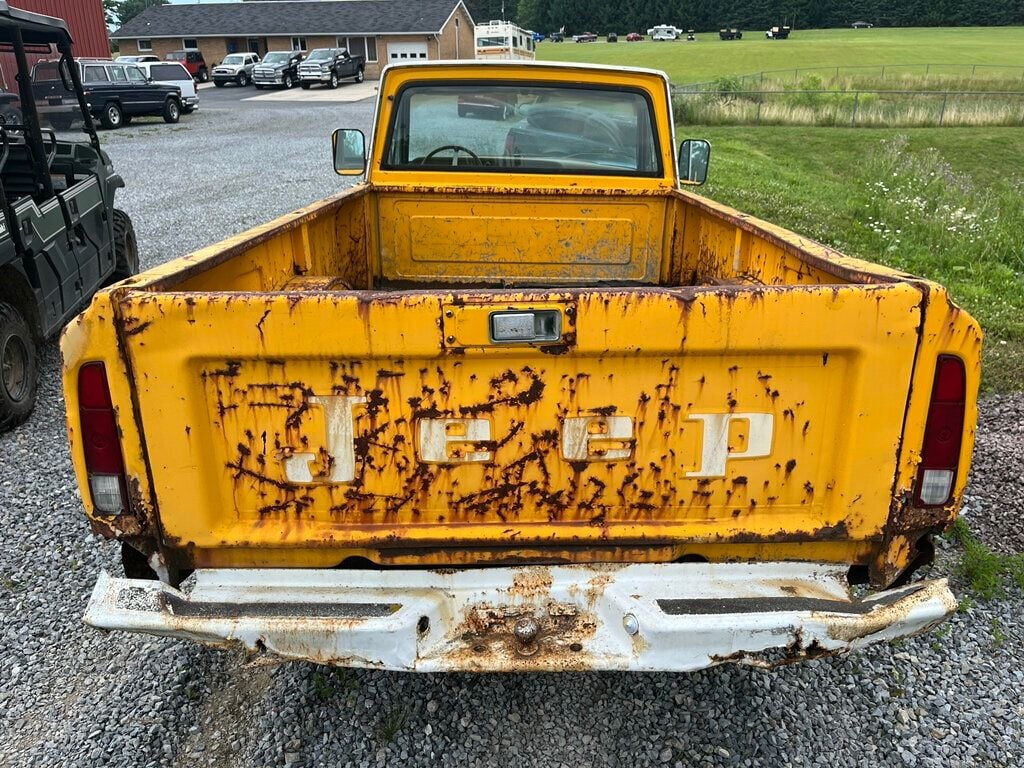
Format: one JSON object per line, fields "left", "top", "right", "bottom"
{"left": 695, "top": 127, "right": 1023, "bottom": 391}
{"left": 544, "top": 27, "right": 1024, "bottom": 391}
{"left": 538, "top": 27, "right": 1024, "bottom": 85}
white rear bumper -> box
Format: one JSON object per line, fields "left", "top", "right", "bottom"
{"left": 84, "top": 562, "right": 956, "bottom": 672}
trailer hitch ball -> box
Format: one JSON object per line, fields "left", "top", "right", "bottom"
{"left": 513, "top": 616, "right": 540, "bottom": 644}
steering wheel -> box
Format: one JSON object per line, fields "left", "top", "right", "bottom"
{"left": 423, "top": 144, "right": 481, "bottom": 165}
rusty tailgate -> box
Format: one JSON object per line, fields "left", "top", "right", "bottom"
{"left": 113, "top": 281, "right": 924, "bottom": 566}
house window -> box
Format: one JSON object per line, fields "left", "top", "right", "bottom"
{"left": 182, "top": 38, "right": 198, "bottom": 49}
{"left": 337, "top": 36, "right": 377, "bottom": 63}
{"left": 138, "top": 39, "right": 152, "bottom": 51}
{"left": 291, "top": 36, "right": 307, "bottom": 51}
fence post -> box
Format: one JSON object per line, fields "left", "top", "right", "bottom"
{"left": 939, "top": 92, "right": 948, "bottom": 126}
{"left": 756, "top": 98, "right": 762, "bottom": 125}
{"left": 851, "top": 92, "right": 860, "bottom": 126}
{"left": 881, "top": 65, "right": 886, "bottom": 79}
{"left": 926, "top": 63, "right": 930, "bottom": 76}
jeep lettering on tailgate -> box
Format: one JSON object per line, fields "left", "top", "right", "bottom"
{"left": 282, "top": 394, "right": 774, "bottom": 481}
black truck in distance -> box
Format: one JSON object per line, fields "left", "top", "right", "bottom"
{"left": 253, "top": 50, "right": 306, "bottom": 89}
{"left": 297, "top": 48, "right": 365, "bottom": 89}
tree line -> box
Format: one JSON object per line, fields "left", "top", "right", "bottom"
{"left": 465, "top": 0, "right": 1024, "bottom": 33}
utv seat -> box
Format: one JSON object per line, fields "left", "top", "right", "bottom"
{"left": 0, "top": 142, "right": 42, "bottom": 202}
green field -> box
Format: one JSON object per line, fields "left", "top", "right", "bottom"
{"left": 538, "top": 27, "right": 1024, "bottom": 85}
{"left": 542, "top": 27, "right": 1024, "bottom": 390}
{"left": 694, "top": 126, "right": 1024, "bottom": 391}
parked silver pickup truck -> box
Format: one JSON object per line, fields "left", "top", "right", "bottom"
{"left": 212, "top": 52, "right": 259, "bottom": 87}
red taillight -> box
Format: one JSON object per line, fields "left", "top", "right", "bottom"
{"left": 913, "top": 355, "right": 966, "bottom": 508}
{"left": 78, "top": 362, "right": 128, "bottom": 514}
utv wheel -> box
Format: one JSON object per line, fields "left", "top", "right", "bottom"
{"left": 197, "top": 68, "right": 209, "bottom": 83}
{"left": 354, "top": 68, "right": 364, "bottom": 83}
{"left": 101, "top": 102, "right": 123, "bottom": 129}
{"left": 237, "top": 72, "right": 249, "bottom": 87}
{"left": 283, "top": 74, "right": 293, "bottom": 88}
{"left": 162, "top": 98, "right": 180, "bottom": 123}
{"left": 328, "top": 72, "right": 339, "bottom": 89}
{"left": 105, "top": 208, "right": 139, "bottom": 285}
{"left": 0, "top": 302, "right": 37, "bottom": 432}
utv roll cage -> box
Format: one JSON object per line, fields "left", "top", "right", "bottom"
{"left": 0, "top": 0, "right": 99, "bottom": 205}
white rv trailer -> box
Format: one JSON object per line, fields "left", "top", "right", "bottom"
{"left": 647, "top": 24, "right": 683, "bottom": 40}
{"left": 474, "top": 20, "right": 536, "bottom": 60}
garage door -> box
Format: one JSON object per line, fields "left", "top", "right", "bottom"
{"left": 387, "top": 42, "right": 429, "bottom": 61}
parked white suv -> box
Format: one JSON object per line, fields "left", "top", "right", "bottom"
{"left": 137, "top": 60, "right": 199, "bottom": 113}
{"left": 212, "top": 52, "right": 259, "bottom": 87}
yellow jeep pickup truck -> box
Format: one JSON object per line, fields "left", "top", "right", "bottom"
{"left": 63, "top": 62, "right": 981, "bottom": 672}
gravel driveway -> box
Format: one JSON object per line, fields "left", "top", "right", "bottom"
{"left": 1, "top": 97, "right": 1022, "bottom": 768}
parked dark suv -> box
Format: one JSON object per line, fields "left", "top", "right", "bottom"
{"left": 32, "top": 58, "right": 182, "bottom": 129}
{"left": 252, "top": 50, "right": 304, "bottom": 89}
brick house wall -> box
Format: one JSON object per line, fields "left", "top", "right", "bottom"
{"left": 437, "top": 4, "right": 475, "bottom": 60}
{"left": 117, "top": 2, "right": 477, "bottom": 79}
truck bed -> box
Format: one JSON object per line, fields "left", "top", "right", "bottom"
{"left": 63, "top": 184, "right": 981, "bottom": 587}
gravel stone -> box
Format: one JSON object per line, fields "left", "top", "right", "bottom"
{"left": 0, "top": 92, "right": 1022, "bottom": 768}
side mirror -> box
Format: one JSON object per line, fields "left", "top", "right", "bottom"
{"left": 332, "top": 128, "right": 366, "bottom": 176}
{"left": 678, "top": 139, "right": 711, "bottom": 185}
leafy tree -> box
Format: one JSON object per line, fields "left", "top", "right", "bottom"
{"left": 103, "top": 0, "right": 119, "bottom": 26}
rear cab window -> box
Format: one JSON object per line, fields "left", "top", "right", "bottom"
{"left": 382, "top": 82, "right": 662, "bottom": 177}
{"left": 150, "top": 63, "right": 190, "bottom": 81}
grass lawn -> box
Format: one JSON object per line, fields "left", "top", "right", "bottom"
{"left": 538, "top": 27, "right": 1024, "bottom": 85}
{"left": 691, "top": 126, "right": 1024, "bottom": 391}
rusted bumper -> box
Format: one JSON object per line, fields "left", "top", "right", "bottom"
{"left": 84, "top": 563, "right": 956, "bottom": 672}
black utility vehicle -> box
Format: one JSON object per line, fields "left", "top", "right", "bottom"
{"left": 297, "top": 48, "right": 365, "bottom": 89}
{"left": 0, "top": 2, "right": 137, "bottom": 430}
{"left": 32, "top": 58, "right": 182, "bottom": 129}
{"left": 252, "top": 50, "right": 305, "bottom": 89}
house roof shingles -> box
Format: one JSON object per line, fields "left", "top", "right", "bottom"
{"left": 112, "top": 0, "right": 465, "bottom": 39}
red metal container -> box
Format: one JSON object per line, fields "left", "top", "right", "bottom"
{"left": 1, "top": 0, "right": 110, "bottom": 91}
{"left": 8, "top": 0, "right": 109, "bottom": 56}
